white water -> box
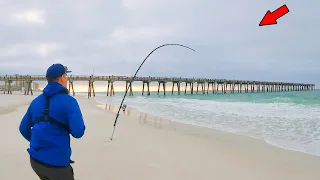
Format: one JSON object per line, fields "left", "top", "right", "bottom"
{"left": 81, "top": 92, "right": 320, "bottom": 156}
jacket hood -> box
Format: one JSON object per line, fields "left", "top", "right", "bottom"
{"left": 43, "top": 82, "right": 68, "bottom": 97}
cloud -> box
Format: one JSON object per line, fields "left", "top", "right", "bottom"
{"left": 11, "top": 9, "right": 45, "bottom": 24}
{"left": 109, "top": 26, "right": 180, "bottom": 43}
{"left": 35, "top": 43, "right": 63, "bottom": 56}
{"left": 0, "top": 0, "right": 319, "bottom": 87}
{"left": 0, "top": 42, "right": 63, "bottom": 58}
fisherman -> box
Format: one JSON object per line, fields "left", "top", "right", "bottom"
{"left": 19, "top": 63, "right": 86, "bottom": 180}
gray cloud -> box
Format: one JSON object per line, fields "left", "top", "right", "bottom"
{"left": 0, "top": 0, "right": 319, "bottom": 86}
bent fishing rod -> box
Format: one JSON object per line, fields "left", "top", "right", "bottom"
{"left": 110, "top": 43, "right": 195, "bottom": 140}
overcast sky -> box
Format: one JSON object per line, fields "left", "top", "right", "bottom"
{"left": 0, "top": 0, "right": 319, "bottom": 86}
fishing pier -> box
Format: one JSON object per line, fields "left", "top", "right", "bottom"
{"left": 0, "top": 75, "right": 315, "bottom": 98}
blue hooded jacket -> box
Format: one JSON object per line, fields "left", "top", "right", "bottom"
{"left": 19, "top": 82, "right": 86, "bottom": 167}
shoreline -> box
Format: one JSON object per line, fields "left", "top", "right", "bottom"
{"left": 2, "top": 92, "right": 319, "bottom": 158}
{"left": 1, "top": 93, "right": 320, "bottom": 179}
{"left": 93, "top": 98, "right": 320, "bottom": 158}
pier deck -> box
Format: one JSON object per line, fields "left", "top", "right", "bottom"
{"left": 0, "top": 75, "right": 315, "bottom": 98}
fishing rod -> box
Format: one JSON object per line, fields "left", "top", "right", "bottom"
{"left": 110, "top": 43, "right": 196, "bottom": 140}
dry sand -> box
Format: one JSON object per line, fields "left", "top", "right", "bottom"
{"left": 1, "top": 92, "right": 320, "bottom": 180}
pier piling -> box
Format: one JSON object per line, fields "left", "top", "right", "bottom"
{"left": 172, "top": 80, "right": 181, "bottom": 95}
{"left": 157, "top": 81, "right": 166, "bottom": 95}
{"left": 142, "top": 80, "right": 151, "bottom": 96}
{"left": 125, "top": 80, "right": 133, "bottom": 96}
{"left": 3, "top": 77, "right": 12, "bottom": 94}
{"left": 88, "top": 76, "right": 95, "bottom": 98}
{"left": 107, "top": 80, "right": 115, "bottom": 96}
{"left": 68, "top": 77, "right": 75, "bottom": 96}
{"left": 24, "top": 77, "right": 33, "bottom": 95}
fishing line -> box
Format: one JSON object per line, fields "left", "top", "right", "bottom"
{"left": 110, "top": 43, "right": 195, "bottom": 140}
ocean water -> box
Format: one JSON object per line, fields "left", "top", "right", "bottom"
{"left": 78, "top": 90, "right": 320, "bottom": 156}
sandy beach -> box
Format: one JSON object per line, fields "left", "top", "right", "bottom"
{"left": 1, "top": 92, "right": 320, "bottom": 180}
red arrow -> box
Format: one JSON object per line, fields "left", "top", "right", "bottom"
{"left": 259, "top": 4, "right": 289, "bottom": 26}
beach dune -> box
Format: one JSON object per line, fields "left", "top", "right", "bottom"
{"left": 1, "top": 93, "right": 320, "bottom": 180}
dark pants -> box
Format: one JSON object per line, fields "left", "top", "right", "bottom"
{"left": 30, "top": 157, "right": 75, "bottom": 180}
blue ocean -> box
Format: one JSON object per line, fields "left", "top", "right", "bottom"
{"left": 78, "top": 89, "right": 320, "bottom": 156}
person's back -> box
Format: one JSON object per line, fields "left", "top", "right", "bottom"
{"left": 19, "top": 64, "right": 85, "bottom": 179}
